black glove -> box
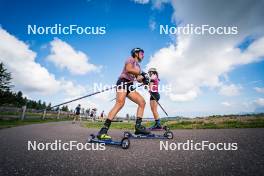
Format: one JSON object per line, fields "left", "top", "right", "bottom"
{"left": 140, "top": 71, "right": 150, "bottom": 85}
{"left": 140, "top": 71, "right": 147, "bottom": 77}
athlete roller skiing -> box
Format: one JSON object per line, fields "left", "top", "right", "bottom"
{"left": 97, "top": 48, "right": 151, "bottom": 140}
{"left": 148, "top": 68, "right": 162, "bottom": 129}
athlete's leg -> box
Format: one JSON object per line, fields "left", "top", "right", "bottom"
{"left": 108, "top": 90, "right": 127, "bottom": 120}
{"left": 72, "top": 115, "right": 77, "bottom": 124}
{"left": 79, "top": 115, "right": 82, "bottom": 123}
{"left": 97, "top": 90, "right": 127, "bottom": 139}
{"left": 150, "top": 93, "right": 161, "bottom": 129}
{"left": 127, "top": 91, "right": 150, "bottom": 135}
{"left": 127, "top": 91, "right": 146, "bottom": 117}
{"left": 150, "top": 100, "right": 159, "bottom": 120}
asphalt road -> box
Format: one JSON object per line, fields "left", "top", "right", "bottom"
{"left": 0, "top": 121, "right": 263, "bottom": 176}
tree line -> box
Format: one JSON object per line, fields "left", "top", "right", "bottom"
{"left": 0, "top": 62, "right": 69, "bottom": 111}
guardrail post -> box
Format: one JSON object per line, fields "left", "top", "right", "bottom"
{"left": 42, "top": 109, "right": 46, "bottom": 120}
{"left": 57, "top": 109, "right": 61, "bottom": 119}
{"left": 21, "top": 106, "right": 27, "bottom": 120}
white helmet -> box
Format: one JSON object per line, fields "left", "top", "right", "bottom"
{"left": 148, "top": 68, "right": 157, "bottom": 72}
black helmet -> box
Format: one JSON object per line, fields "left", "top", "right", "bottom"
{"left": 131, "top": 48, "right": 144, "bottom": 57}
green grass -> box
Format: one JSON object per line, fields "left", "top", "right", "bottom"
{"left": 0, "top": 118, "right": 71, "bottom": 129}
{"left": 1, "top": 116, "right": 264, "bottom": 130}
{"left": 0, "top": 112, "right": 71, "bottom": 119}
{"left": 82, "top": 116, "right": 264, "bottom": 130}
{"left": 82, "top": 120, "right": 170, "bottom": 130}
{"left": 0, "top": 112, "right": 20, "bottom": 116}
{"left": 82, "top": 121, "right": 135, "bottom": 129}
{"left": 164, "top": 117, "right": 264, "bottom": 129}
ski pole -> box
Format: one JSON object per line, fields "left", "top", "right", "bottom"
{"left": 109, "top": 83, "right": 145, "bottom": 102}
{"left": 149, "top": 91, "right": 169, "bottom": 116}
{"left": 50, "top": 85, "right": 117, "bottom": 109}
{"left": 46, "top": 81, "right": 134, "bottom": 111}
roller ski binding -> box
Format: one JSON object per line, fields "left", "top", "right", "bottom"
{"left": 88, "top": 134, "right": 130, "bottom": 149}
{"left": 124, "top": 124, "right": 173, "bottom": 139}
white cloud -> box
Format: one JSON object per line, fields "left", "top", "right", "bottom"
{"left": 255, "top": 98, "right": 264, "bottom": 107}
{"left": 151, "top": 0, "right": 170, "bottom": 9}
{"left": 0, "top": 27, "right": 99, "bottom": 103}
{"left": 219, "top": 84, "right": 242, "bottom": 96}
{"left": 0, "top": 27, "right": 60, "bottom": 95}
{"left": 133, "top": 0, "right": 149, "bottom": 4}
{"left": 221, "top": 101, "right": 231, "bottom": 107}
{"left": 59, "top": 78, "right": 87, "bottom": 97}
{"left": 93, "top": 91, "right": 113, "bottom": 101}
{"left": 254, "top": 87, "right": 264, "bottom": 93}
{"left": 149, "top": 19, "right": 156, "bottom": 31}
{"left": 133, "top": 0, "right": 169, "bottom": 9}
{"left": 146, "top": 0, "right": 264, "bottom": 102}
{"left": 62, "top": 98, "right": 98, "bottom": 111}
{"left": 46, "top": 38, "right": 99, "bottom": 75}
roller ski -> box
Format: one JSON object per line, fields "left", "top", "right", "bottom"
{"left": 124, "top": 131, "right": 173, "bottom": 139}
{"left": 124, "top": 123, "right": 173, "bottom": 139}
{"left": 148, "top": 120, "right": 167, "bottom": 131}
{"left": 149, "top": 125, "right": 173, "bottom": 137}
{"left": 147, "top": 119, "right": 173, "bottom": 137}
{"left": 148, "top": 125, "right": 169, "bottom": 131}
{"left": 88, "top": 134, "right": 130, "bottom": 149}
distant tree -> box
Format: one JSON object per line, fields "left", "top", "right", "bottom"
{"left": 15, "top": 91, "right": 27, "bottom": 106}
{"left": 17, "top": 91, "right": 23, "bottom": 99}
{"left": 0, "top": 63, "right": 53, "bottom": 109}
{"left": 0, "top": 62, "right": 13, "bottom": 92}
{"left": 31, "top": 100, "right": 38, "bottom": 109}
{"left": 0, "top": 90, "right": 12, "bottom": 105}
{"left": 46, "top": 103, "right": 52, "bottom": 111}
{"left": 61, "top": 105, "right": 69, "bottom": 112}
{"left": 37, "top": 100, "right": 42, "bottom": 109}
{"left": 55, "top": 106, "right": 60, "bottom": 111}
{"left": 43, "top": 101, "right": 46, "bottom": 109}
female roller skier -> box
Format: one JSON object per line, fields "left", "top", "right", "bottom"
{"left": 148, "top": 68, "right": 162, "bottom": 129}
{"left": 97, "top": 48, "right": 150, "bottom": 139}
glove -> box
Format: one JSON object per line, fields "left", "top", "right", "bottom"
{"left": 140, "top": 71, "right": 150, "bottom": 85}
{"left": 140, "top": 71, "right": 147, "bottom": 78}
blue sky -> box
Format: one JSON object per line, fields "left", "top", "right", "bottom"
{"left": 0, "top": 0, "right": 173, "bottom": 81}
{"left": 0, "top": 0, "right": 264, "bottom": 117}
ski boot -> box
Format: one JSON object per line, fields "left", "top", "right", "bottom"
{"left": 135, "top": 124, "right": 151, "bottom": 135}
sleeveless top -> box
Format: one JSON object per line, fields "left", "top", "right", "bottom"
{"left": 119, "top": 57, "right": 140, "bottom": 81}
{"left": 150, "top": 74, "right": 159, "bottom": 92}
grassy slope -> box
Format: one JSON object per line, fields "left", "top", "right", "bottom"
{"left": 1, "top": 116, "right": 264, "bottom": 130}
{"left": 0, "top": 118, "right": 71, "bottom": 129}
{"left": 82, "top": 116, "right": 264, "bottom": 130}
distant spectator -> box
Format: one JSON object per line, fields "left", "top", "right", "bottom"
{"left": 100, "top": 110, "right": 105, "bottom": 120}
{"left": 72, "top": 104, "right": 81, "bottom": 124}
{"left": 90, "top": 108, "right": 97, "bottom": 121}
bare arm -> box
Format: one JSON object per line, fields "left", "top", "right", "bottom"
{"left": 125, "top": 63, "right": 140, "bottom": 76}
{"left": 148, "top": 81, "right": 154, "bottom": 91}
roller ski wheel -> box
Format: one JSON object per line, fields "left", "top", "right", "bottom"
{"left": 124, "top": 131, "right": 132, "bottom": 138}
{"left": 164, "top": 131, "right": 173, "bottom": 139}
{"left": 90, "top": 134, "right": 96, "bottom": 139}
{"left": 88, "top": 134, "right": 130, "bottom": 149}
{"left": 149, "top": 125, "right": 170, "bottom": 131}
{"left": 121, "top": 137, "right": 130, "bottom": 149}
{"left": 124, "top": 131, "right": 172, "bottom": 140}
{"left": 163, "top": 126, "right": 170, "bottom": 131}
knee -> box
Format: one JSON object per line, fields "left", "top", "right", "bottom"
{"left": 116, "top": 99, "right": 125, "bottom": 108}
{"left": 150, "top": 106, "right": 155, "bottom": 112}
{"left": 138, "top": 99, "right": 146, "bottom": 108}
